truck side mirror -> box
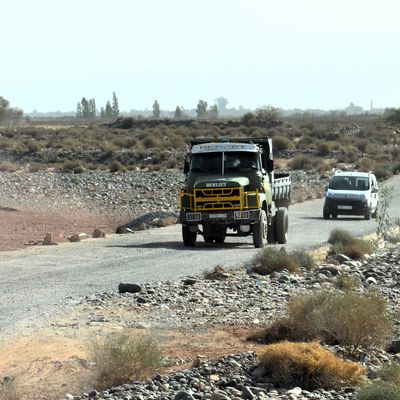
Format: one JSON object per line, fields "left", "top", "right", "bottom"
{"left": 183, "top": 160, "right": 189, "bottom": 174}
{"left": 183, "top": 154, "right": 190, "bottom": 174}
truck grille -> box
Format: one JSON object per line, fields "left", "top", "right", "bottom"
{"left": 180, "top": 187, "right": 259, "bottom": 211}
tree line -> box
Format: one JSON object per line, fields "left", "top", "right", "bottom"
{"left": 75, "top": 95, "right": 224, "bottom": 120}
{"left": 76, "top": 92, "right": 119, "bottom": 119}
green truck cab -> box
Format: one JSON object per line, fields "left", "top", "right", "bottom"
{"left": 180, "top": 138, "right": 291, "bottom": 248}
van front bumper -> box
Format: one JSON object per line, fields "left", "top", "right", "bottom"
{"left": 324, "top": 198, "right": 368, "bottom": 216}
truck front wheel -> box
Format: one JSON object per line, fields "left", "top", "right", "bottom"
{"left": 182, "top": 225, "right": 197, "bottom": 247}
{"left": 276, "top": 207, "right": 288, "bottom": 244}
{"left": 253, "top": 210, "right": 267, "bottom": 248}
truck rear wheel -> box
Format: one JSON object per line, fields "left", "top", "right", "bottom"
{"left": 253, "top": 210, "right": 267, "bottom": 248}
{"left": 204, "top": 236, "right": 214, "bottom": 243}
{"left": 182, "top": 225, "right": 197, "bottom": 247}
{"left": 276, "top": 207, "right": 288, "bottom": 244}
{"left": 215, "top": 236, "right": 226, "bottom": 244}
{"left": 267, "top": 215, "right": 276, "bottom": 244}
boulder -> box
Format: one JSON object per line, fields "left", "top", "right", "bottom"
{"left": 118, "top": 282, "right": 142, "bottom": 294}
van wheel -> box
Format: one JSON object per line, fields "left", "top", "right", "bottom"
{"left": 276, "top": 207, "right": 289, "bottom": 244}
{"left": 253, "top": 210, "right": 267, "bottom": 248}
{"left": 365, "top": 209, "right": 371, "bottom": 220}
{"left": 204, "top": 236, "right": 214, "bottom": 243}
{"left": 372, "top": 208, "right": 377, "bottom": 218}
{"left": 323, "top": 210, "right": 330, "bottom": 220}
{"left": 182, "top": 225, "right": 197, "bottom": 247}
{"left": 331, "top": 214, "right": 337, "bottom": 219}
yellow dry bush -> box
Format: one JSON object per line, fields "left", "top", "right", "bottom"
{"left": 258, "top": 341, "right": 365, "bottom": 390}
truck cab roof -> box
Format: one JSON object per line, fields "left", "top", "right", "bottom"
{"left": 192, "top": 142, "right": 259, "bottom": 154}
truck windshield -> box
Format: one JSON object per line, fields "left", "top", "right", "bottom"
{"left": 190, "top": 152, "right": 258, "bottom": 174}
{"left": 329, "top": 176, "right": 369, "bottom": 191}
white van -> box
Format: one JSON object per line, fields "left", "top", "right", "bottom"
{"left": 323, "top": 171, "right": 379, "bottom": 220}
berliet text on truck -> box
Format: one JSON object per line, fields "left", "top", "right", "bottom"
{"left": 179, "top": 138, "right": 291, "bottom": 248}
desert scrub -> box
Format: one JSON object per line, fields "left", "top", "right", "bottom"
{"left": 258, "top": 342, "right": 364, "bottom": 390}
{"left": 254, "top": 290, "right": 392, "bottom": 355}
{"left": 335, "top": 273, "right": 360, "bottom": 290}
{"left": 61, "top": 160, "right": 86, "bottom": 174}
{"left": 356, "top": 382, "right": 400, "bottom": 400}
{"left": 328, "top": 228, "right": 374, "bottom": 260}
{"left": 89, "top": 332, "right": 162, "bottom": 390}
{"left": 250, "top": 248, "right": 315, "bottom": 275}
{"left": 0, "top": 376, "right": 22, "bottom": 400}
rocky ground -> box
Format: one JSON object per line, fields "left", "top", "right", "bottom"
{"left": 0, "top": 168, "right": 338, "bottom": 400}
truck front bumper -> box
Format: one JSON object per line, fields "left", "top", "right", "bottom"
{"left": 180, "top": 209, "right": 261, "bottom": 225}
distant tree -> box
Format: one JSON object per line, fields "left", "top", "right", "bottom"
{"left": 100, "top": 107, "right": 105, "bottom": 118}
{"left": 345, "top": 102, "right": 364, "bottom": 115}
{"left": 76, "top": 102, "right": 82, "bottom": 118}
{"left": 214, "top": 97, "right": 228, "bottom": 113}
{"left": 241, "top": 105, "right": 282, "bottom": 128}
{"left": 384, "top": 107, "right": 400, "bottom": 124}
{"left": 196, "top": 100, "right": 208, "bottom": 118}
{"left": 105, "top": 101, "right": 113, "bottom": 118}
{"left": 88, "top": 98, "right": 97, "bottom": 118}
{"left": 81, "top": 97, "right": 90, "bottom": 118}
{"left": 152, "top": 100, "right": 160, "bottom": 118}
{"left": 175, "top": 106, "right": 184, "bottom": 119}
{"left": 112, "top": 92, "right": 119, "bottom": 118}
{"left": 209, "top": 104, "right": 218, "bottom": 119}
{"left": 0, "top": 96, "right": 23, "bottom": 123}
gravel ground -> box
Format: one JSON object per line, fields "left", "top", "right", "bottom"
{"left": 59, "top": 242, "right": 400, "bottom": 400}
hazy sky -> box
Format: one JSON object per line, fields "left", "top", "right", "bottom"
{"left": 1, "top": 0, "right": 399, "bottom": 113}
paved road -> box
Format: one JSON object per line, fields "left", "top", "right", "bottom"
{"left": 1, "top": 175, "right": 400, "bottom": 335}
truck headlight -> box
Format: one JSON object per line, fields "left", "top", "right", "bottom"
{"left": 234, "top": 211, "right": 250, "bottom": 220}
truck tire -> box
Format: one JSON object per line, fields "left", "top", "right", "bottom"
{"left": 267, "top": 215, "right": 276, "bottom": 244}
{"left": 182, "top": 225, "right": 197, "bottom": 247}
{"left": 276, "top": 207, "right": 288, "bottom": 244}
{"left": 204, "top": 236, "right": 214, "bottom": 243}
{"left": 215, "top": 236, "right": 226, "bottom": 244}
{"left": 253, "top": 210, "right": 267, "bottom": 248}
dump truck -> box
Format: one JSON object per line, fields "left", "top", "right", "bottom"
{"left": 179, "top": 138, "right": 291, "bottom": 248}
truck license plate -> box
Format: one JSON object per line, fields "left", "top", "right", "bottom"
{"left": 338, "top": 205, "right": 352, "bottom": 210}
{"left": 209, "top": 213, "right": 227, "bottom": 219}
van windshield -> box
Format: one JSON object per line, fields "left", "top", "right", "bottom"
{"left": 329, "top": 176, "right": 369, "bottom": 191}
{"left": 190, "top": 152, "right": 259, "bottom": 174}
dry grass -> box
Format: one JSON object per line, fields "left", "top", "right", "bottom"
{"left": 258, "top": 341, "right": 365, "bottom": 390}
{"left": 251, "top": 290, "right": 393, "bottom": 356}
{"left": 88, "top": 332, "right": 163, "bottom": 390}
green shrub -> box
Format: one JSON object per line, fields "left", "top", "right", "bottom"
{"left": 0, "top": 376, "right": 22, "bottom": 400}
{"left": 290, "top": 249, "right": 316, "bottom": 270}
{"left": 328, "top": 228, "right": 355, "bottom": 246}
{"left": 61, "top": 160, "right": 86, "bottom": 174}
{"left": 254, "top": 290, "right": 392, "bottom": 356}
{"left": 258, "top": 341, "right": 364, "bottom": 390}
{"left": 378, "top": 362, "right": 400, "bottom": 385}
{"left": 89, "top": 332, "right": 162, "bottom": 389}
{"left": 109, "top": 159, "right": 125, "bottom": 172}
{"left": 272, "top": 136, "right": 293, "bottom": 151}
{"left": 250, "top": 248, "right": 315, "bottom": 275}
{"left": 357, "top": 382, "right": 400, "bottom": 400}
{"left": 335, "top": 273, "right": 360, "bottom": 290}
{"left": 316, "top": 142, "right": 330, "bottom": 156}
{"left": 328, "top": 229, "right": 374, "bottom": 260}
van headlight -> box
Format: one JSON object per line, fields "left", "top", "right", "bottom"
{"left": 359, "top": 194, "right": 367, "bottom": 200}
{"left": 326, "top": 191, "right": 335, "bottom": 198}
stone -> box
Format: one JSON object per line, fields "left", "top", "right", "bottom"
{"left": 116, "top": 225, "right": 128, "bottom": 234}
{"left": 68, "top": 233, "right": 81, "bottom": 242}
{"left": 92, "top": 229, "right": 106, "bottom": 238}
{"left": 43, "top": 233, "right": 56, "bottom": 245}
{"left": 118, "top": 283, "right": 142, "bottom": 294}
